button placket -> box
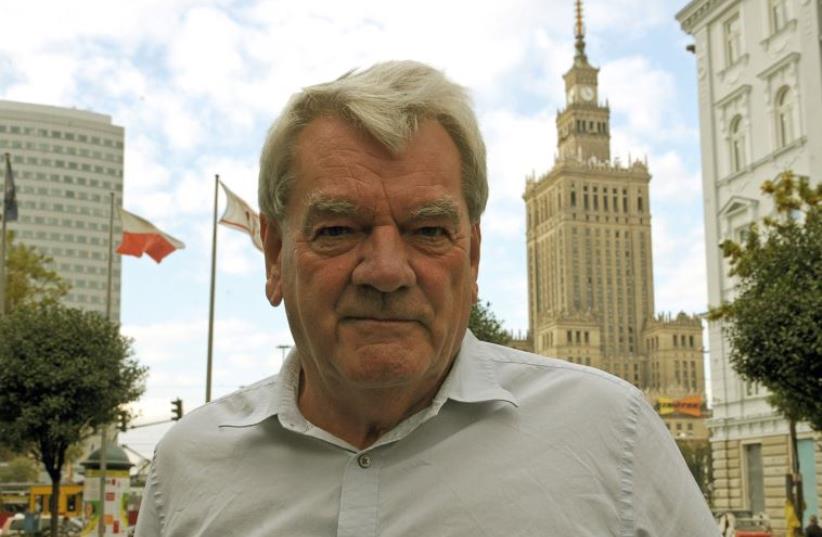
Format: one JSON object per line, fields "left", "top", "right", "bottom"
{"left": 338, "top": 451, "right": 380, "bottom": 537}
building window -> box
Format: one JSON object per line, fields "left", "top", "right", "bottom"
{"left": 724, "top": 14, "right": 742, "bottom": 66}
{"left": 730, "top": 115, "right": 746, "bottom": 172}
{"left": 775, "top": 86, "right": 795, "bottom": 148}
{"left": 769, "top": 0, "right": 788, "bottom": 34}
{"left": 744, "top": 444, "right": 765, "bottom": 514}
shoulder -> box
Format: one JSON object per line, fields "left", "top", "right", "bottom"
{"left": 465, "top": 338, "right": 653, "bottom": 443}
{"left": 474, "top": 338, "right": 643, "bottom": 405}
{"left": 154, "top": 373, "right": 282, "bottom": 459}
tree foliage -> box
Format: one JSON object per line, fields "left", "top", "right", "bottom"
{"left": 2, "top": 230, "right": 70, "bottom": 313}
{"left": 0, "top": 455, "right": 40, "bottom": 483}
{"left": 469, "top": 300, "right": 511, "bottom": 345}
{"left": 0, "top": 304, "right": 146, "bottom": 536}
{"left": 708, "top": 172, "right": 821, "bottom": 430}
{"left": 677, "top": 440, "right": 713, "bottom": 503}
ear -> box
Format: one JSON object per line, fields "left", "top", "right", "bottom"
{"left": 260, "top": 213, "right": 284, "bottom": 307}
{"left": 470, "top": 222, "right": 481, "bottom": 304}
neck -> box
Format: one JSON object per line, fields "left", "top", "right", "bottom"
{"left": 296, "top": 364, "right": 451, "bottom": 450}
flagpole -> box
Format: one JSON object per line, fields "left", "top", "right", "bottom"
{"left": 0, "top": 198, "right": 7, "bottom": 317}
{"left": 206, "top": 174, "right": 219, "bottom": 403}
{"left": 98, "top": 191, "right": 115, "bottom": 537}
{"left": 0, "top": 153, "right": 10, "bottom": 316}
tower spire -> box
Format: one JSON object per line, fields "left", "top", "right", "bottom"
{"left": 574, "top": 0, "right": 587, "bottom": 62}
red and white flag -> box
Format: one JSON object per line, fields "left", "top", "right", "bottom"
{"left": 218, "top": 180, "right": 263, "bottom": 251}
{"left": 116, "top": 208, "right": 185, "bottom": 263}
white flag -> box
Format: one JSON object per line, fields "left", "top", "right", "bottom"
{"left": 218, "top": 180, "right": 263, "bottom": 251}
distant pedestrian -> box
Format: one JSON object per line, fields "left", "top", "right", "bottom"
{"left": 806, "top": 515, "right": 822, "bottom": 537}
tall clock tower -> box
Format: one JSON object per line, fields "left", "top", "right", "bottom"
{"left": 525, "top": 0, "right": 663, "bottom": 389}
{"left": 556, "top": 2, "right": 611, "bottom": 163}
{"left": 523, "top": 0, "right": 708, "bottom": 441}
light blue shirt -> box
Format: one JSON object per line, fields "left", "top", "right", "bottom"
{"left": 135, "top": 331, "right": 719, "bottom": 536}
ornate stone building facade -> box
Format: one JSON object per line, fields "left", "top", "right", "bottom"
{"left": 677, "top": 0, "right": 821, "bottom": 531}
{"left": 524, "top": 2, "right": 707, "bottom": 439}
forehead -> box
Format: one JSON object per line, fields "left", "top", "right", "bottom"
{"left": 289, "top": 116, "right": 464, "bottom": 213}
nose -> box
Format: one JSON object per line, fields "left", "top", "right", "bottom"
{"left": 351, "top": 225, "right": 416, "bottom": 293}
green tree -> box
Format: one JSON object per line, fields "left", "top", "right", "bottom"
{"left": 2, "top": 230, "right": 70, "bottom": 313}
{"left": 0, "top": 304, "right": 146, "bottom": 537}
{"left": 708, "top": 172, "right": 821, "bottom": 430}
{"left": 0, "top": 231, "right": 73, "bottom": 485}
{"left": 676, "top": 440, "right": 713, "bottom": 503}
{"left": 0, "top": 455, "right": 40, "bottom": 483}
{"left": 469, "top": 300, "right": 511, "bottom": 345}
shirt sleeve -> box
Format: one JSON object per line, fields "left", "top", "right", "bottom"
{"left": 629, "top": 391, "right": 720, "bottom": 537}
{"left": 134, "top": 451, "right": 164, "bottom": 537}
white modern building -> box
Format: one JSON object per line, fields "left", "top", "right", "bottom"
{"left": 0, "top": 100, "right": 124, "bottom": 319}
{"left": 676, "top": 0, "right": 821, "bottom": 532}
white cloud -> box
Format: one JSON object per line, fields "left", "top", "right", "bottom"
{"left": 482, "top": 108, "right": 555, "bottom": 203}
{"left": 123, "top": 320, "right": 205, "bottom": 366}
{"left": 649, "top": 151, "right": 702, "bottom": 201}
{"left": 600, "top": 56, "right": 676, "bottom": 134}
{"left": 123, "top": 316, "right": 290, "bottom": 393}
{"left": 3, "top": 53, "right": 79, "bottom": 105}
{"left": 587, "top": 0, "right": 672, "bottom": 35}
{"left": 167, "top": 7, "right": 248, "bottom": 105}
{"left": 216, "top": 226, "right": 264, "bottom": 275}
{"left": 2, "top": 0, "right": 707, "bottom": 456}
{"left": 651, "top": 216, "right": 708, "bottom": 315}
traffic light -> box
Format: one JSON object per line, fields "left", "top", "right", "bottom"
{"left": 118, "top": 411, "right": 129, "bottom": 432}
{"left": 171, "top": 398, "right": 183, "bottom": 421}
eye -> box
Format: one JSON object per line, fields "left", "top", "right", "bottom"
{"left": 414, "top": 226, "right": 449, "bottom": 240}
{"left": 315, "top": 226, "right": 352, "bottom": 238}
{"left": 415, "top": 226, "right": 448, "bottom": 238}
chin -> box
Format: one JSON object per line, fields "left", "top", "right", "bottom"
{"left": 338, "top": 343, "right": 435, "bottom": 387}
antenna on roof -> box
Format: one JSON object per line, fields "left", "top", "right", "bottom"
{"left": 575, "top": 0, "right": 587, "bottom": 62}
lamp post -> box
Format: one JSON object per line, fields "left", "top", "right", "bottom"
{"left": 276, "top": 344, "right": 291, "bottom": 362}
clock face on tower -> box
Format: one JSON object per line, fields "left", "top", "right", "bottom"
{"left": 581, "top": 86, "right": 595, "bottom": 101}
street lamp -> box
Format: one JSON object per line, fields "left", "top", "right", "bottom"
{"left": 276, "top": 344, "right": 292, "bottom": 361}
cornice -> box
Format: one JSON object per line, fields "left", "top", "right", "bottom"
{"left": 676, "top": 0, "right": 730, "bottom": 34}
{"left": 714, "top": 83, "right": 751, "bottom": 108}
{"left": 756, "top": 51, "right": 800, "bottom": 80}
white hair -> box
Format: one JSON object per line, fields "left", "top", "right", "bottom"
{"left": 258, "top": 60, "right": 488, "bottom": 223}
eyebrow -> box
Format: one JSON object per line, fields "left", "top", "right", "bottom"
{"left": 301, "top": 194, "right": 462, "bottom": 235}
{"left": 302, "top": 194, "right": 360, "bottom": 235}
{"left": 410, "top": 198, "right": 461, "bottom": 228}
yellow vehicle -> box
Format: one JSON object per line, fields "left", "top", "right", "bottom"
{"left": 0, "top": 483, "right": 83, "bottom": 518}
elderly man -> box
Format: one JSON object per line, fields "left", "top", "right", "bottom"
{"left": 135, "top": 61, "right": 718, "bottom": 536}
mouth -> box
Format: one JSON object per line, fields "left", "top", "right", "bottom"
{"left": 342, "top": 316, "right": 418, "bottom": 324}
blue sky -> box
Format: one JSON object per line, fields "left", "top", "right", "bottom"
{"left": 1, "top": 0, "right": 705, "bottom": 458}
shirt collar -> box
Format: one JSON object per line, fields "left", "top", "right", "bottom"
{"left": 217, "top": 330, "right": 518, "bottom": 429}
{"left": 430, "top": 330, "right": 519, "bottom": 411}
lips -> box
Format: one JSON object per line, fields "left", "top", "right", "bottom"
{"left": 342, "top": 316, "right": 419, "bottom": 324}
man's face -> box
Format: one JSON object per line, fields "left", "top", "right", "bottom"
{"left": 262, "top": 116, "right": 480, "bottom": 396}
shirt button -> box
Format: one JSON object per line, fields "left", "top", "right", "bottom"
{"left": 357, "top": 454, "right": 371, "bottom": 469}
